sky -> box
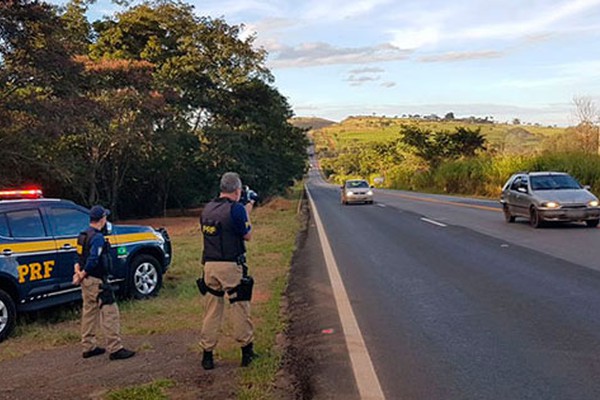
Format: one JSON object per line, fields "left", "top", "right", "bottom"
{"left": 50, "top": 0, "right": 600, "bottom": 126}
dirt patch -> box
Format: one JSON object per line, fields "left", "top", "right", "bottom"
{"left": 0, "top": 329, "right": 242, "bottom": 400}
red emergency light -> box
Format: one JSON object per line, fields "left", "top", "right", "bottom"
{"left": 0, "top": 188, "right": 43, "bottom": 199}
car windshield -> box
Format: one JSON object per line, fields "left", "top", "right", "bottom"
{"left": 530, "top": 175, "right": 581, "bottom": 191}
{"left": 346, "top": 181, "right": 369, "bottom": 189}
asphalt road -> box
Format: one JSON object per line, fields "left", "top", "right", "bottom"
{"left": 306, "top": 166, "right": 600, "bottom": 399}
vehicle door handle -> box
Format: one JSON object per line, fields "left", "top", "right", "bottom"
{"left": 2, "top": 249, "right": 13, "bottom": 256}
{"left": 61, "top": 244, "right": 73, "bottom": 250}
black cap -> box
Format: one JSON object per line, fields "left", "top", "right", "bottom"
{"left": 90, "top": 205, "right": 110, "bottom": 221}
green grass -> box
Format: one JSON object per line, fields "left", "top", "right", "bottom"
{"left": 312, "top": 116, "right": 565, "bottom": 154}
{"left": 106, "top": 379, "right": 175, "bottom": 400}
{"left": 0, "top": 186, "right": 305, "bottom": 399}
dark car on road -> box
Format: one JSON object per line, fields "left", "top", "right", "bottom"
{"left": 500, "top": 172, "right": 600, "bottom": 228}
{"left": 0, "top": 189, "right": 172, "bottom": 341}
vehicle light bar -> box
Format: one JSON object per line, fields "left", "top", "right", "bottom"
{"left": 0, "top": 188, "right": 43, "bottom": 199}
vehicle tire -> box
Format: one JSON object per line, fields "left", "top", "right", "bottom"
{"left": 0, "top": 289, "right": 16, "bottom": 342}
{"left": 128, "top": 255, "right": 163, "bottom": 299}
{"left": 503, "top": 205, "right": 515, "bottom": 223}
{"left": 529, "top": 207, "right": 542, "bottom": 228}
{"left": 586, "top": 219, "right": 599, "bottom": 228}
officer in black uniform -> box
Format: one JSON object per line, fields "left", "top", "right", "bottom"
{"left": 73, "top": 205, "right": 135, "bottom": 360}
{"left": 198, "top": 172, "right": 258, "bottom": 370}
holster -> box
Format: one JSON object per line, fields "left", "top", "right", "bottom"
{"left": 98, "top": 283, "right": 117, "bottom": 307}
{"left": 196, "top": 277, "right": 225, "bottom": 297}
{"left": 228, "top": 275, "right": 254, "bottom": 304}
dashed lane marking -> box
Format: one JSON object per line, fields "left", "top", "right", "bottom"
{"left": 377, "top": 204, "right": 386, "bottom": 208}
{"left": 305, "top": 185, "right": 386, "bottom": 400}
{"left": 420, "top": 217, "right": 448, "bottom": 227}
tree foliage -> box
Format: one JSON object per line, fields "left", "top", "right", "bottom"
{"left": 0, "top": 0, "right": 307, "bottom": 218}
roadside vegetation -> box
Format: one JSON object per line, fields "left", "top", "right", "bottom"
{"left": 0, "top": 1, "right": 307, "bottom": 218}
{"left": 312, "top": 114, "right": 600, "bottom": 196}
{"left": 0, "top": 187, "right": 304, "bottom": 399}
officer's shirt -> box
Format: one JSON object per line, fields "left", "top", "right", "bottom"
{"left": 231, "top": 203, "right": 251, "bottom": 237}
{"left": 85, "top": 229, "right": 106, "bottom": 277}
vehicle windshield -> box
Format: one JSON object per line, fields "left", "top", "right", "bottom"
{"left": 530, "top": 175, "right": 581, "bottom": 191}
{"left": 346, "top": 181, "right": 369, "bottom": 189}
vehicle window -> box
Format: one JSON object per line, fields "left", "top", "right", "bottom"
{"left": 6, "top": 209, "right": 47, "bottom": 238}
{"left": 48, "top": 207, "right": 89, "bottom": 237}
{"left": 0, "top": 214, "right": 10, "bottom": 237}
{"left": 346, "top": 181, "right": 369, "bottom": 189}
{"left": 531, "top": 175, "right": 581, "bottom": 191}
{"left": 510, "top": 177, "right": 521, "bottom": 190}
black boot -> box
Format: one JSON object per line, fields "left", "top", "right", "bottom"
{"left": 241, "top": 343, "right": 258, "bottom": 367}
{"left": 202, "top": 351, "right": 214, "bottom": 370}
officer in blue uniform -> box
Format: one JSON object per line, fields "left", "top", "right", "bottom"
{"left": 198, "top": 172, "right": 258, "bottom": 370}
{"left": 73, "top": 205, "right": 135, "bottom": 360}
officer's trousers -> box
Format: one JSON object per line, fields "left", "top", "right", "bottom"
{"left": 81, "top": 276, "right": 123, "bottom": 354}
{"left": 199, "top": 261, "right": 254, "bottom": 352}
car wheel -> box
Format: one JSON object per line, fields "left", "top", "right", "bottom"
{"left": 129, "top": 255, "right": 163, "bottom": 299}
{"left": 529, "top": 207, "right": 542, "bottom": 228}
{"left": 0, "top": 289, "right": 16, "bottom": 342}
{"left": 586, "top": 219, "right": 599, "bottom": 228}
{"left": 503, "top": 205, "right": 515, "bottom": 223}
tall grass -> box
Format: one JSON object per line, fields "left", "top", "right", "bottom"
{"left": 387, "top": 152, "right": 600, "bottom": 197}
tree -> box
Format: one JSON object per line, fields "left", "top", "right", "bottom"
{"left": 400, "top": 125, "right": 486, "bottom": 168}
{"left": 444, "top": 112, "right": 455, "bottom": 120}
{"left": 572, "top": 96, "right": 599, "bottom": 154}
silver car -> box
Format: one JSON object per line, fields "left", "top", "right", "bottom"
{"left": 341, "top": 179, "right": 374, "bottom": 205}
{"left": 500, "top": 172, "right": 600, "bottom": 228}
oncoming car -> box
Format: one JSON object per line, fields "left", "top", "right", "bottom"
{"left": 500, "top": 172, "right": 600, "bottom": 228}
{"left": 341, "top": 180, "right": 374, "bottom": 205}
{"left": 0, "top": 189, "right": 172, "bottom": 341}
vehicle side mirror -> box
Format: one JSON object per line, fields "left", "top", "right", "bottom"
{"left": 517, "top": 186, "right": 527, "bottom": 194}
{"left": 105, "top": 222, "right": 113, "bottom": 235}
{"left": 584, "top": 185, "right": 591, "bottom": 190}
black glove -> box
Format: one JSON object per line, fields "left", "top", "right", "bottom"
{"left": 241, "top": 185, "right": 259, "bottom": 205}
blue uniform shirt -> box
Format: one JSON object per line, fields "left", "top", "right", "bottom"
{"left": 85, "top": 229, "right": 106, "bottom": 276}
{"left": 231, "top": 203, "right": 251, "bottom": 237}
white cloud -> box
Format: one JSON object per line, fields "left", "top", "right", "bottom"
{"left": 269, "top": 42, "right": 411, "bottom": 68}
{"left": 418, "top": 50, "right": 504, "bottom": 63}
{"left": 381, "top": 81, "right": 396, "bottom": 88}
{"left": 349, "top": 67, "right": 385, "bottom": 74}
{"left": 302, "top": 0, "right": 393, "bottom": 21}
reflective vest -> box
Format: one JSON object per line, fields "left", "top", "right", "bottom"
{"left": 201, "top": 198, "right": 246, "bottom": 262}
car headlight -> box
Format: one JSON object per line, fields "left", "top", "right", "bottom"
{"left": 152, "top": 230, "right": 165, "bottom": 245}
{"left": 346, "top": 191, "right": 354, "bottom": 196}
{"left": 589, "top": 200, "right": 599, "bottom": 207}
{"left": 541, "top": 201, "right": 560, "bottom": 209}
{"left": 367, "top": 190, "right": 373, "bottom": 196}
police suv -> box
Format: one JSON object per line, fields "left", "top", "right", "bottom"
{"left": 0, "top": 189, "right": 172, "bottom": 341}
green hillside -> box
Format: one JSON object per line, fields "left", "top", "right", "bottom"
{"left": 290, "top": 117, "right": 337, "bottom": 131}
{"left": 312, "top": 116, "right": 565, "bottom": 154}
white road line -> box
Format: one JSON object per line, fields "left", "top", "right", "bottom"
{"left": 377, "top": 203, "right": 386, "bottom": 208}
{"left": 305, "top": 185, "right": 386, "bottom": 400}
{"left": 420, "top": 217, "right": 447, "bottom": 227}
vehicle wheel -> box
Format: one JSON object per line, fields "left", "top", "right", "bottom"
{"left": 0, "top": 289, "right": 16, "bottom": 342}
{"left": 529, "top": 207, "right": 542, "bottom": 228}
{"left": 503, "top": 205, "right": 515, "bottom": 223}
{"left": 129, "top": 255, "right": 163, "bottom": 299}
{"left": 586, "top": 219, "right": 599, "bottom": 228}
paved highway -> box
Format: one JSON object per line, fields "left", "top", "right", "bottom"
{"left": 306, "top": 166, "right": 600, "bottom": 399}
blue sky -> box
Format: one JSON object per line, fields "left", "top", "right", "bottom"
{"left": 51, "top": 0, "right": 600, "bottom": 126}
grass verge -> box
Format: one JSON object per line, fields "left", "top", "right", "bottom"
{"left": 0, "top": 186, "right": 305, "bottom": 400}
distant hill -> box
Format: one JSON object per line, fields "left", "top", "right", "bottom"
{"left": 290, "top": 117, "right": 336, "bottom": 131}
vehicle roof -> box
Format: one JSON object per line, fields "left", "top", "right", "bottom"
{"left": 0, "top": 198, "right": 78, "bottom": 208}
{"left": 514, "top": 171, "right": 569, "bottom": 177}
